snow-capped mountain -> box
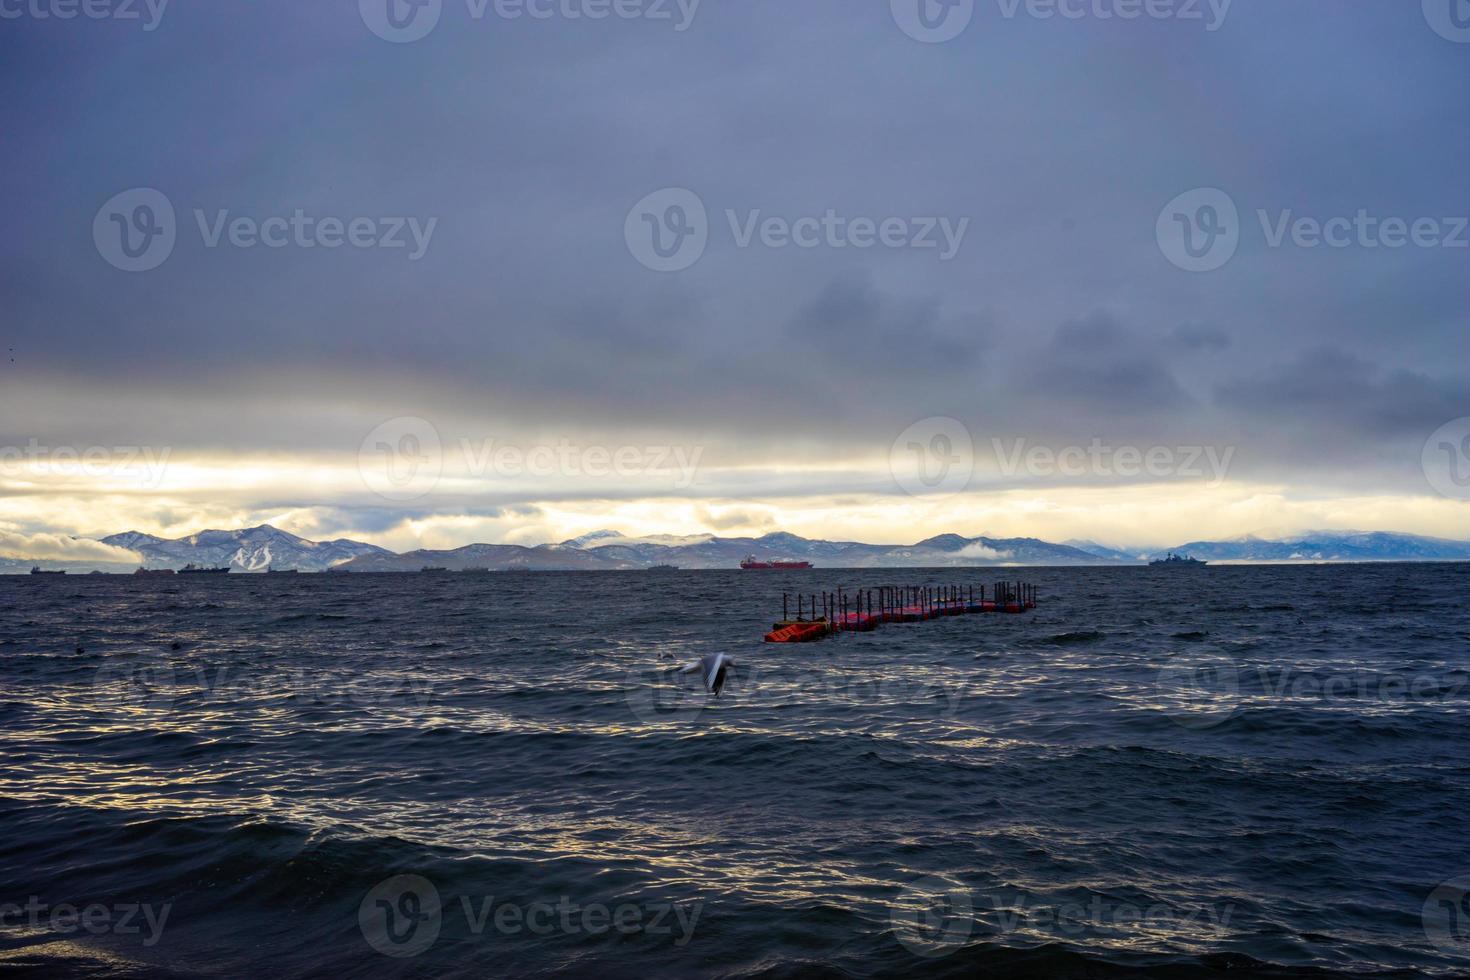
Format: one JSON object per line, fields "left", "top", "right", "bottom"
{"left": 98, "top": 525, "right": 392, "bottom": 572}
{"left": 337, "top": 542, "right": 630, "bottom": 572}
{"left": 1065, "top": 539, "right": 1147, "bottom": 563}
{"left": 335, "top": 530, "right": 1124, "bottom": 571}
{"left": 1154, "top": 531, "right": 1470, "bottom": 563}
{"left": 12, "top": 526, "right": 1470, "bottom": 574}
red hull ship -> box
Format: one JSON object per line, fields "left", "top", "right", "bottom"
{"left": 740, "top": 554, "right": 813, "bottom": 570}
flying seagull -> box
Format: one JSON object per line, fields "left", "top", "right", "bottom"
{"left": 673, "top": 653, "right": 735, "bottom": 696}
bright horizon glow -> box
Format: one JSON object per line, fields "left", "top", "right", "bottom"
{"left": 4, "top": 446, "right": 1470, "bottom": 559}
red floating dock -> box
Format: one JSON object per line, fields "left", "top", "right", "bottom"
{"left": 763, "top": 582, "right": 1038, "bottom": 642}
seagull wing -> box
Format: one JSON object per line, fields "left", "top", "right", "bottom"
{"left": 708, "top": 654, "right": 734, "bottom": 695}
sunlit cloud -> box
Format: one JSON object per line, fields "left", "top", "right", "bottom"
{"left": 0, "top": 527, "right": 140, "bottom": 563}
{"left": 4, "top": 442, "right": 1470, "bottom": 552}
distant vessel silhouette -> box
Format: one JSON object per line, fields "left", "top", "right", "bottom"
{"left": 30, "top": 567, "right": 65, "bottom": 575}
{"left": 134, "top": 568, "right": 175, "bottom": 577}
{"left": 647, "top": 564, "right": 680, "bottom": 571}
{"left": 1150, "top": 552, "right": 1207, "bottom": 566}
{"left": 741, "top": 555, "right": 813, "bottom": 570}
{"left": 179, "top": 564, "right": 230, "bottom": 574}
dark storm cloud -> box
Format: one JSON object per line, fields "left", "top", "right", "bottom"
{"left": 1218, "top": 348, "right": 1470, "bottom": 440}
{"left": 1015, "top": 312, "right": 1192, "bottom": 426}
{"left": 785, "top": 274, "right": 990, "bottom": 372}
{"left": 1, "top": 0, "right": 1467, "bottom": 496}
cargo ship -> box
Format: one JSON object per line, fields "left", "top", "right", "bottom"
{"left": 30, "top": 567, "right": 65, "bottom": 575}
{"left": 179, "top": 564, "right": 230, "bottom": 574}
{"left": 740, "top": 555, "right": 814, "bottom": 570}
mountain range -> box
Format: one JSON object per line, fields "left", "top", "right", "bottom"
{"left": 97, "top": 525, "right": 391, "bottom": 573}
{"left": 7, "top": 526, "right": 1470, "bottom": 573}
{"left": 1161, "top": 531, "right": 1470, "bottom": 563}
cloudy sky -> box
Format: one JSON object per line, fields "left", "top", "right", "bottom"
{"left": 2, "top": 0, "right": 1468, "bottom": 555}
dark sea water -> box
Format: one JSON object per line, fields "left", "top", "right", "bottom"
{"left": 2, "top": 564, "right": 1469, "bottom": 979}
